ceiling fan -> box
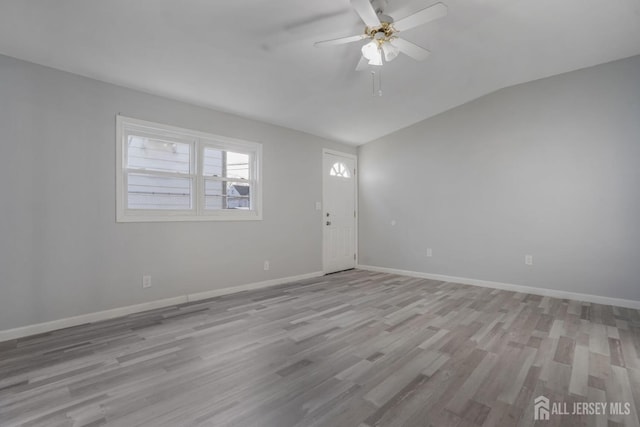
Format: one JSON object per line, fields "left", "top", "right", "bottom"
{"left": 314, "top": 0, "right": 447, "bottom": 70}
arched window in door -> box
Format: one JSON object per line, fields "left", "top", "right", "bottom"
{"left": 329, "top": 162, "right": 351, "bottom": 178}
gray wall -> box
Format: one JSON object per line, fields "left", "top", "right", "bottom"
{"left": 359, "top": 55, "right": 640, "bottom": 301}
{"left": 0, "top": 54, "right": 354, "bottom": 330}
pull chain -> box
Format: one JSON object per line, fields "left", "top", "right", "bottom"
{"left": 371, "top": 71, "right": 375, "bottom": 96}
{"left": 371, "top": 70, "right": 383, "bottom": 97}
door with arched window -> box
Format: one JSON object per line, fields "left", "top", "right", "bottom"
{"left": 323, "top": 150, "right": 357, "bottom": 273}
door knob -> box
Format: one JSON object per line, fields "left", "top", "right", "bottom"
{"left": 326, "top": 221, "right": 331, "bottom": 226}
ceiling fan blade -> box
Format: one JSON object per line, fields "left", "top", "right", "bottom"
{"left": 350, "top": 0, "right": 381, "bottom": 28}
{"left": 355, "top": 55, "right": 369, "bottom": 71}
{"left": 314, "top": 34, "right": 367, "bottom": 47}
{"left": 392, "top": 38, "right": 431, "bottom": 61}
{"left": 392, "top": 2, "right": 447, "bottom": 32}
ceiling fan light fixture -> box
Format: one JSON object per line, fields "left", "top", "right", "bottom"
{"left": 361, "top": 40, "right": 383, "bottom": 66}
{"left": 367, "top": 54, "right": 383, "bottom": 66}
{"left": 361, "top": 40, "right": 378, "bottom": 60}
{"left": 381, "top": 41, "right": 400, "bottom": 62}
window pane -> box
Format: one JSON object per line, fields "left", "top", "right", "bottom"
{"left": 203, "top": 148, "right": 223, "bottom": 177}
{"left": 204, "top": 180, "right": 250, "bottom": 210}
{"left": 227, "top": 182, "right": 250, "bottom": 209}
{"left": 127, "top": 173, "right": 192, "bottom": 210}
{"left": 203, "top": 148, "right": 249, "bottom": 180}
{"left": 204, "top": 180, "right": 223, "bottom": 210}
{"left": 127, "top": 135, "right": 191, "bottom": 174}
{"left": 329, "top": 162, "right": 351, "bottom": 178}
{"left": 227, "top": 152, "right": 249, "bottom": 180}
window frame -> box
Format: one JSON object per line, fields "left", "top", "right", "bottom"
{"left": 116, "top": 115, "right": 262, "bottom": 222}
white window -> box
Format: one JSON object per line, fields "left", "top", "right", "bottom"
{"left": 329, "top": 162, "right": 352, "bottom": 178}
{"left": 116, "top": 116, "right": 262, "bottom": 222}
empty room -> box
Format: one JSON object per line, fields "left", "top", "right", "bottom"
{"left": 1, "top": 0, "right": 639, "bottom": 426}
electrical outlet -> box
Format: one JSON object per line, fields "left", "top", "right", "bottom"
{"left": 142, "top": 275, "right": 152, "bottom": 288}
{"left": 315, "top": 202, "right": 322, "bottom": 211}
{"left": 264, "top": 261, "right": 270, "bottom": 271}
{"left": 426, "top": 248, "right": 433, "bottom": 257}
{"left": 391, "top": 220, "right": 397, "bottom": 226}
{"left": 525, "top": 255, "right": 533, "bottom": 266}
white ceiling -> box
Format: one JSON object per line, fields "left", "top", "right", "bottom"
{"left": 1, "top": 0, "right": 639, "bottom": 145}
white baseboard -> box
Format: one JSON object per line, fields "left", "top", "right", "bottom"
{"left": 184, "top": 272, "right": 323, "bottom": 303}
{"left": 357, "top": 264, "right": 640, "bottom": 310}
{"left": 0, "top": 271, "right": 324, "bottom": 342}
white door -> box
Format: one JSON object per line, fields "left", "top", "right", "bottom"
{"left": 323, "top": 151, "right": 357, "bottom": 274}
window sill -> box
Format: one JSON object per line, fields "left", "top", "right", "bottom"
{"left": 116, "top": 211, "right": 262, "bottom": 223}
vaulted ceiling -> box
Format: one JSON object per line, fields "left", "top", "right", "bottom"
{"left": 1, "top": 0, "right": 639, "bottom": 145}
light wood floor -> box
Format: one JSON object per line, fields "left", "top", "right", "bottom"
{"left": 1, "top": 269, "right": 639, "bottom": 427}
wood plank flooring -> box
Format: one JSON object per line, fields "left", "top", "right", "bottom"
{"left": 1, "top": 269, "right": 640, "bottom": 426}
